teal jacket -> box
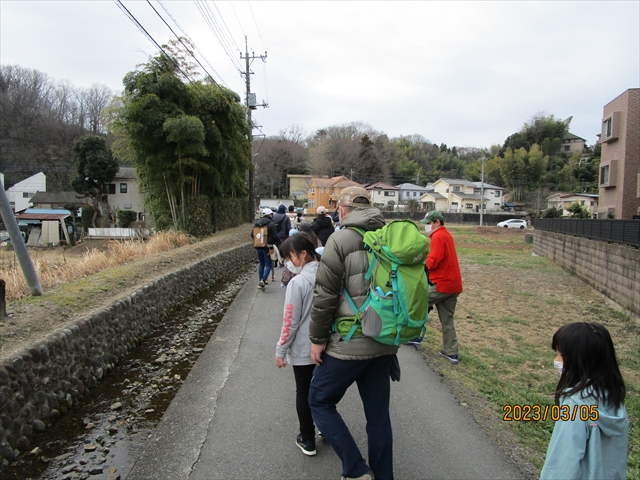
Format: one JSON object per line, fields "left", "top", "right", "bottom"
{"left": 540, "top": 388, "right": 629, "bottom": 480}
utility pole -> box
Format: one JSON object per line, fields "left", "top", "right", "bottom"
{"left": 0, "top": 179, "right": 43, "bottom": 296}
{"left": 241, "top": 36, "right": 267, "bottom": 222}
{"left": 479, "top": 157, "right": 485, "bottom": 227}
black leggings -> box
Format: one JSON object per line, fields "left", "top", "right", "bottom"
{"left": 293, "top": 364, "right": 316, "bottom": 441}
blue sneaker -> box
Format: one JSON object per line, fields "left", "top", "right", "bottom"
{"left": 439, "top": 351, "right": 459, "bottom": 364}
{"left": 405, "top": 337, "right": 422, "bottom": 347}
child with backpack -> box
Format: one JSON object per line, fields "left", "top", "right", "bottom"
{"left": 540, "top": 322, "right": 629, "bottom": 480}
{"left": 275, "top": 234, "right": 320, "bottom": 456}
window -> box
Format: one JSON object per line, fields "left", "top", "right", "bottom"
{"left": 310, "top": 187, "right": 315, "bottom": 193}
{"left": 580, "top": 200, "right": 585, "bottom": 206}
{"left": 105, "top": 184, "right": 116, "bottom": 195}
{"left": 495, "top": 191, "right": 500, "bottom": 197}
{"left": 412, "top": 192, "right": 417, "bottom": 197}
{"left": 445, "top": 188, "right": 449, "bottom": 193}
{"left": 138, "top": 212, "right": 145, "bottom": 221}
{"left": 120, "top": 183, "right": 128, "bottom": 194}
{"left": 601, "top": 112, "right": 620, "bottom": 143}
{"left": 564, "top": 145, "right": 571, "bottom": 152}
{"left": 600, "top": 161, "right": 617, "bottom": 187}
{"left": 453, "top": 186, "right": 460, "bottom": 192}
{"left": 384, "top": 191, "right": 395, "bottom": 196}
{"left": 465, "top": 203, "right": 473, "bottom": 209}
{"left": 22, "top": 192, "right": 32, "bottom": 198}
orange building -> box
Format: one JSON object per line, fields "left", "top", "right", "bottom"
{"left": 306, "top": 176, "right": 363, "bottom": 212}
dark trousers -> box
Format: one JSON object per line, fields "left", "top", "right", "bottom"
{"left": 309, "top": 354, "right": 394, "bottom": 480}
{"left": 293, "top": 364, "right": 316, "bottom": 441}
{"left": 255, "top": 247, "right": 272, "bottom": 282}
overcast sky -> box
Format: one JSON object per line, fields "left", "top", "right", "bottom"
{"left": 2, "top": 1, "right": 639, "bottom": 149}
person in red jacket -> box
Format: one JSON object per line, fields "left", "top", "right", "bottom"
{"left": 417, "top": 210, "right": 463, "bottom": 364}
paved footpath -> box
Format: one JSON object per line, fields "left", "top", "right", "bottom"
{"left": 128, "top": 274, "right": 523, "bottom": 480}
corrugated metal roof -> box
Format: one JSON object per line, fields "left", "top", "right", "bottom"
{"left": 17, "top": 209, "right": 70, "bottom": 221}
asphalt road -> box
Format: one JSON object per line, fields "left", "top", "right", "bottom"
{"left": 128, "top": 272, "right": 523, "bottom": 480}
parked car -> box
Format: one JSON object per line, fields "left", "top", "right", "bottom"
{"left": 497, "top": 219, "right": 527, "bottom": 229}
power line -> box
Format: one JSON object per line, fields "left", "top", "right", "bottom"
{"left": 154, "top": 0, "right": 229, "bottom": 87}
{"left": 113, "top": 0, "right": 207, "bottom": 99}
{"left": 194, "top": 0, "right": 243, "bottom": 73}
{"left": 248, "top": 1, "right": 266, "bottom": 52}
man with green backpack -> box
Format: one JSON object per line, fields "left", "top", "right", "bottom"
{"left": 308, "top": 186, "right": 429, "bottom": 480}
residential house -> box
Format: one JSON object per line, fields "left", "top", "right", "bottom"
{"left": 472, "top": 181, "right": 505, "bottom": 213}
{"left": 561, "top": 133, "right": 587, "bottom": 156}
{"left": 306, "top": 176, "right": 362, "bottom": 211}
{"left": 418, "top": 191, "right": 448, "bottom": 212}
{"left": 546, "top": 192, "right": 599, "bottom": 218}
{"left": 597, "top": 88, "right": 640, "bottom": 219}
{"left": 104, "top": 167, "right": 148, "bottom": 223}
{"left": 30, "top": 191, "right": 91, "bottom": 210}
{"left": 364, "top": 182, "right": 399, "bottom": 208}
{"left": 1, "top": 172, "right": 46, "bottom": 213}
{"left": 397, "top": 183, "right": 428, "bottom": 203}
{"left": 287, "top": 174, "right": 317, "bottom": 201}
{"left": 431, "top": 178, "right": 481, "bottom": 213}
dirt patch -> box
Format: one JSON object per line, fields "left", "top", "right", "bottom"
{"left": 0, "top": 225, "right": 254, "bottom": 363}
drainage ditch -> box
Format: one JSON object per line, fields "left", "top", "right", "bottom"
{"left": 4, "top": 266, "right": 254, "bottom": 480}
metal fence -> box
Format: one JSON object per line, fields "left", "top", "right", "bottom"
{"left": 534, "top": 218, "right": 640, "bottom": 248}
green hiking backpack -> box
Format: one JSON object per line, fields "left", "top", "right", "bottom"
{"left": 337, "top": 220, "right": 430, "bottom": 346}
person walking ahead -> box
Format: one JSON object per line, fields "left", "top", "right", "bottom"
{"left": 308, "top": 186, "right": 397, "bottom": 480}
{"left": 251, "top": 208, "right": 281, "bottom": 291}
{"left": 419, "top": 210, "right": 462, "bottom": 364}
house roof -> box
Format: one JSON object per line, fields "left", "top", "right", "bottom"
{"left": 366, "top": 182, "right": 398, "bottom": 190}
{"left": 437, "top": 178, "right": 476, "bottom": 188}
{"left": 472, "top": 181, "right": 504, "bottom": 190}
{"left": 115, "top": 167, "right": 138, "bottom": 179}
{"left": 419, "top": 192, "right": 446, "bottom": 200}
{"left": 397, "top": 183, "right": 427, "bottom": 190}
{"left": 564, "top": 132, "right": 586, "bottom": 141}
{"left": 310, "top": 177, "right": 333, "bottom": 187}
{"left": 30, "top": 191, "right": 91, "bottom": 205}
{"left": 451, "top": 192, "right": 483, "bottom": 200}
{"left": 17, "top": 208, "right": 71, "bottom": 221}
{"left": 329, "top": 176, "right": 361, "bottom": 188}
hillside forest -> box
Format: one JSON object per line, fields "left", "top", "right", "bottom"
{"left": 1, "top": 57, "right": 601, "bottom": 231}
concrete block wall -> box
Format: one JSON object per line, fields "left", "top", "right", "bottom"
{"left": 533, "top": 230, "right": 640, "bottom": 316}
{"left": 0, "top": 243, "right": 254, "bottom": 466}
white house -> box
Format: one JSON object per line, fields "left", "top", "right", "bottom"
{"left": 472, "top": 181, "right": 505, "bottom": 213}
{"left": 104, "top": 167, "right": 148, "bottom": 223}
{"left": 2, "top": 172, "right": 46, "bottom": 213}
{"left": 397, "top": 183, "right": 429, "bottom": 203}
{"left": 546, "top": 192, "right": 599, "bottom": 218}
{"left": 364, "top": 182, "right": 399, "bottom": 207}
{"left": 418, "top": 191, "right": 448, "bottom": 212}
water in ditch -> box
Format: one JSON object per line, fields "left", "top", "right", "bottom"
{"left": 4, "top": 266, "right": 255, "bottom": 480}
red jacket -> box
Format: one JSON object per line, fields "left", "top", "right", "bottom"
{"left": 426, "top": 226, "right": 462, "bottom": 294}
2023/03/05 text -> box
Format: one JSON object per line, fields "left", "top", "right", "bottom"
{"left": 503, "top": 404, "right": 599, "bottom": 422}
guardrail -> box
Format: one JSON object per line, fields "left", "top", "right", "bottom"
{"left": 534, "top": 218, "right": 639, "bottom": 248}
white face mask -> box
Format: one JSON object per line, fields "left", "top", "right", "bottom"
{"left": 286, "top": 260, "right": 303, "bottom": 275}
{"left": 554, "top": 360, "right": 563, "bottom": 375}
{"left": 424, "top": 224, "right": 432, "bottom": 234}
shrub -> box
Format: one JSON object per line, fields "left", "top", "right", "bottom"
{"left": 117, "top": 210, "right": 138, "bottom": 228}
{"left": 542, "top": 206, "right": 563, "bottom": 218}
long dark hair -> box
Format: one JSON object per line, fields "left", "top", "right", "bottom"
{"left": 279, "top": 233, "right": 318, "bottom": 261}
{"left": 552, "top": 322, "right": 626, "bottom": 409}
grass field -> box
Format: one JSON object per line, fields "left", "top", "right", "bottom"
{"left": 418, "top": 225, "right": 639, "bottom": 479}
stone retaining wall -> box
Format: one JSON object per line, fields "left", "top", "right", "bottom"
{"left": 533, "top": 230, "right": 640, "bottom": 316}
{"left": 0, "top": 243, "right": 254, "bottom": 466}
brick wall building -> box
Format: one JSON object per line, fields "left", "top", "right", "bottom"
{"left": 597, "top": 88, "right": 640, "bottom": 219}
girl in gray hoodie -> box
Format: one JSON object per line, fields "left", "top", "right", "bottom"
{"left": 275, "top": 234, "right": 320, "bottom": 457}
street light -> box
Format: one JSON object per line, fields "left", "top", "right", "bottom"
{"left": 479, "top": 157, "right": 486, "bottom": 227}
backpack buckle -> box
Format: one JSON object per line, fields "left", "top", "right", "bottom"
{"left": 390, "top": 270, "right": 397, "bottom": 278}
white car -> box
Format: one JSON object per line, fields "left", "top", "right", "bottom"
{"left": 497, "top": 219, "right": 527, "bottom": 229}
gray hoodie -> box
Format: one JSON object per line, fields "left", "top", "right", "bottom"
{"left": 275, "top": 261, "right": 319, "bottom": 365}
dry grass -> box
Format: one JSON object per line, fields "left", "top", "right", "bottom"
{"left": 0, "top": 231, "right": 190, "bottom": 301}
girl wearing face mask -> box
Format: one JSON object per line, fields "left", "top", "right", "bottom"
{"left": 540, "top": 322, "right": 629, "bottom": 480}
{"left": 275, "top": 234, "right": 320, "bottom": 456}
